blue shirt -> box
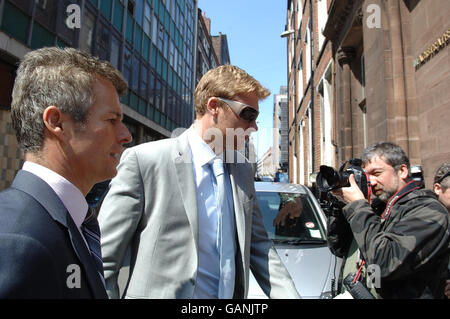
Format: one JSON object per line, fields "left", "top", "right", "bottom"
{"left": 187, "top": 127, "right": 236, "bottom": 298}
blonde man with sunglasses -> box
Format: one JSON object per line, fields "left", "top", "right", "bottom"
{"left": 98, "top": 65, "right": 300, "bottom": 299}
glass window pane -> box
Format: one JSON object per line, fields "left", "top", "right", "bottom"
{"left": 1, "top": 1, "right": 31, "bottom": 44}
{"left": 132, "top": 55, "right": 140, "bottom": 93}
{"left": 136, "top": 0, "right": 144, "bottom": 25}
{"left": 151, "top": 12, "right": 158, "bottom": 45}
{"left": 126, "top": 12, "right": 134, "bottom": 43}
{"left": 80, "top": 9, "right": 95, "bottom": 53}
{"left": 140, "top": 65, "right": 148, "bottom": 99}
{"left": 143, "top": 35, "right": 150, "bottom": 60}
{"left": 31, "top": 22, "right": 55, "bottom": 49}
{"left": 100, "top": 0, "right": 112, "bottom": 20}
{"left": 123, "top": 46, "right": 132, "bottom": 86}
{"left": 151, "top": 44, "right": 157, "bottom": 68}
{"left": 113, "top": 0, "right": 124, "bottom": 32}
{"left": 134, "top": 26, "right": 142, "bottom": 53}
{"left": 155, "top": 79, "right": 161, "bottom": 110}
{"left": 148, "top": 71, "right": 155, "bottom": 105}
{"left": 34, "top": 0, "right": 57, "bottom": 32}
{"left": 110, "top": 36, "right": 121, "bottom": 69}
{"left": 96, "top": 22, "right": 110, "bottom": 61}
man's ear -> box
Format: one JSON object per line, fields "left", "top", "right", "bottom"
{"left": 206, "top": 97, "right": 220, "bottom": 116}
{"left": 42, "top": 106, "right": 64, "bottom": 139}
{"left": 397, "top": 164, "right": 410, "bottom": 180}
{"left": 434, "top": 183, "right": 442, "bottom": 196}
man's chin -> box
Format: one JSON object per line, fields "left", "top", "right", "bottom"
{"left": 376, "top": 191, "right": 395, "bottom": 202}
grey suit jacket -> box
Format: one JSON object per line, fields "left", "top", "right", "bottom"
{"left": 98, "top": 130, "right": 300, "bottom": 299}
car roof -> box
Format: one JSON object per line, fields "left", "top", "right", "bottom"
{"left": 255, "top": 181, "right": 309, "bottom": 194}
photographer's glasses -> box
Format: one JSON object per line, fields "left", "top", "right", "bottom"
{"left": 216, "top": 97, "right": 259, "bottom": 123}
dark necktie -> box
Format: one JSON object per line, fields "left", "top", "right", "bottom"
{"left": 82, "top": 208, "right": 105, "bottom": 280}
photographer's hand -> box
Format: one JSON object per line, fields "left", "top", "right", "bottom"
{"left": 331, "top": 174, "right": 365, "bottom": 204}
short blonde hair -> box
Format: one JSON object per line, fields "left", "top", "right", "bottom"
{"left": 194, "top": 65, "right": 270, "bottom": 117}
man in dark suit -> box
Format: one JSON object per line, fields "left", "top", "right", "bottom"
{"left": 0, "top": 47, "right": 132, "bottom": 298}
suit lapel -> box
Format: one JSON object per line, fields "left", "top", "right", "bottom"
{"left": 228, "top": 162, "right": 250, "bottom": 256}
{"left": 12, "top": 170, "right": 107, "bottom": 298}
{"left": 172, "top": 131, "right": 199, "bottom": 250}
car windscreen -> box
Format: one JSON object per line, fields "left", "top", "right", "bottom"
{"left": 256, "top": 191, "right": 326, "bottom": 242}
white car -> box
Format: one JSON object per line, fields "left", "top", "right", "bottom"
{"left": 248, "top": 182, "right": 342, "bottom": 299}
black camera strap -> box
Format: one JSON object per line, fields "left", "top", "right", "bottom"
{"left": 381, "top": 180, "right": 421, "bottom": 220}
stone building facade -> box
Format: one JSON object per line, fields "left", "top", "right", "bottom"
{"left": 324, "top": 0, "right": 450, "bottom": 187}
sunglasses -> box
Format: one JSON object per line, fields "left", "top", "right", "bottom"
{"left": 216, "top": 97, "right": 259, "bottom": 123}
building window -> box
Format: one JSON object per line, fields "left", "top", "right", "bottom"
{"left": 34, "top": 0, "right": 57, "bottom": 32}
{"left": 100, "top": 0, "right": 112, "bottom": 20}
{"left": 123, "top": 46, "right": 132, "bottom": 88}
{"left": 97, "top": 22, "right": 110, "bottom": 61}
{"left": 155, "top": 78, "right": 161, "bottom": 111}
{"left": 135, "top": 0, "right": 144, "bottom": 26}
{"left": 134, "top": 25, "right": 143, "bottom": 53}
{"left": 132, "top": 55, "right": 140, "bottom": 93}
{"left": 31, "top": 22, "right": 54, "bottom": 49}
{"left": 1, "top": 1, "right": 31, "bottom": 44}
{"left": 143, "top": 34, "right": 150, "bottom": 60}
{"left": 143, "top": 0, "right": 151, "bottom": 35}
{"left": 80, "top": 9, "right": 95, "bottom": 53}
{"left": 317, "top": 0, "right": 328, "bottom": 50}
{"left": 110, "top": 36, "right": 121, "bottom": 70}
{"left": 151, "top": 12, "right": 158, "bottom": 45}
{"left": 140, "top": 64, "right": 148, "bottom": 99}
{"left": 113, "top": 0, "right": 124, "bottom": 32}
{"left": 148, "top": 71, "right": 155, "bottom": 105}
{"left": 126, "top": 11, "right": 134, "bottom": 43}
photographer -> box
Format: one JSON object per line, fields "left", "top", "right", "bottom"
{"left": 329, "top": 142, "right": 449, "bottom": 298}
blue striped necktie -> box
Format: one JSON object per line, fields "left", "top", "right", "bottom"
{"left": 82, "top": 208, "right": 105, "bottom": 280}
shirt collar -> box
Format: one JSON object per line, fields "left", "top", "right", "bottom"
{"left": 187, "top": 126, "right": 217, "bottom": 167}
{"left": 22, "top": 161, "right": 89, "bottom": 228}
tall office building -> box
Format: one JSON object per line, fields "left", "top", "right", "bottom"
{"left": 0, "top": 0, "right": 198, "bottom": 189}
{"left": 195, "top": 9, "right": 218, "bottom": 85}
{"left": 273, "top": 86, "right": 289, "bottom": 173}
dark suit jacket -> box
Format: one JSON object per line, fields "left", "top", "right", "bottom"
{"left": 0, "top": 170, "right": 107, "bottom": 299}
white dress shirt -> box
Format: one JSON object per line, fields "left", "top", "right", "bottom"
{"left": 187, "top": 127, "right": 236, "bottom": 298}
{"left": 22, "top": 161, "right": 89, "bottom": 244}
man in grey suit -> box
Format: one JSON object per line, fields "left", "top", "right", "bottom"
{"left": 98, "top": 65, "right": 300, "bottom": 299}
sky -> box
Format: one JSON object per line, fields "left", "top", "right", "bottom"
{"left": 197, "top": 0, "right": 288, "bottom": 160}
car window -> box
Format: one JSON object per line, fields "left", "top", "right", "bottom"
{"left": 256, "top": 191, "right": 326, "bottom": 241}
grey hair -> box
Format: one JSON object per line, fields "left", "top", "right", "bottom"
{"left": 11, "top": 47, "right": 128, "bottom": 153}
{"left": 362, "top": 142, "right": 411, "bottom": 177}
{"left": 434, "top": 163, "right": 450, "bottom": 190}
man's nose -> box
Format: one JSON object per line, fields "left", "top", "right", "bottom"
{"left": 118, "top": 123, "right": 132, "bottom": 145}
{"left": 250, "top": 120, "right": 258, "bottom": 131}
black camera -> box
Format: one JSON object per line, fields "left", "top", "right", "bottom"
{"left": 316, "top": 158, "right": 370, "bottom": 200}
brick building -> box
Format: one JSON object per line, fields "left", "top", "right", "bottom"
{"left": 324, "top": 0, "right": 450, "bottom": 187}
{"left": 283, "top": 0, "right": 335, "bottom": 185}
{"left": 284, "top": 0, "right": 449, "bottom": 187}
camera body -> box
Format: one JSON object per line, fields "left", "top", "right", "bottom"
{"left": 316, "top": 158, "right": 370, "bottom": 200}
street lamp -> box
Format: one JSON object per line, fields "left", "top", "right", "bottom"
{"left": 280, "top": 30, "right": 295, "bottom": 38}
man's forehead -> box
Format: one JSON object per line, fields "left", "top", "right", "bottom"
{"left": 363, "top": 155, "right": 390, "bottom": 170}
